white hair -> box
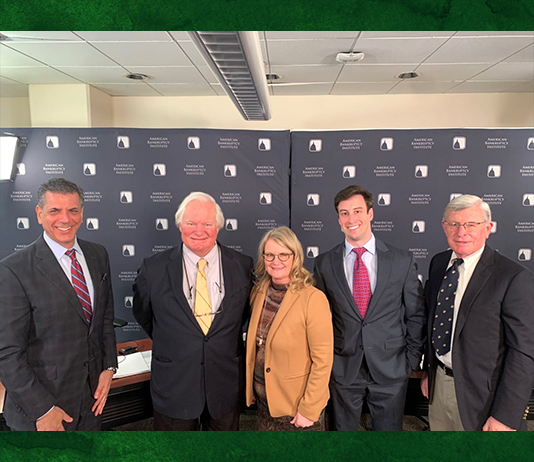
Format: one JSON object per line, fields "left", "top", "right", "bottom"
{"left": 443, "top": 194, "right": 492, "bottom": 223}
{"left": 174, "top": 192, "right": 225, "bottom": 229}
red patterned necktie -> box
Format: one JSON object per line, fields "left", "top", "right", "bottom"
{"left": 65, "top": 249, "right": 93, "bottom": 324}
{"left": 352, "top": 247, "right": 371, "bottom": 318}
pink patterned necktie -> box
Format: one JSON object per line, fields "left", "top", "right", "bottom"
{"left": 65, "top": 249, "right": 93, "bottom": 324}
{"left": 352, "top": 247, "right": 371, "bottom": 318}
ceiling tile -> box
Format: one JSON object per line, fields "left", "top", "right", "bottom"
{"left": 339, "top": 64, "right": 417, "bottom": 82}
{"left": 0, "top": 44, "right": 46, "bottom": 67}
{"left": 177, "top": 41, "right": 209, "bottom": 67}
{"left": 126, "top": 66, "right": 205, "bottom": 84}
{"left": 447, "top": 80, "right": 531, "bottom": 93}
{"left": 504, "top": 44, "right": 534, "bottom": 62}
{"left": 471, "top": 61, "right": 534, "bottom": 81}
{"left": 351, "top": 37, "right": 450, "bottom": 64}
{"left": 197, "top": 66, "right": 218, "bottom": 84}
{"left": 75, "top": 31, "right": 172, "bottom": 42}
{"left": 331, "top": 82, "right": 398, "bottom": 95}
{"left": 506, "top": 80, "right": 534, "bottom": 92}
{"left": 0, "top": 67, "right": 80, "bottom": 84}
{"left": 361, "top": 31, "right": 454, "bottom": 38}
{"left": 455, "top": 31, "right": 534, "bottom": 37}
{"left": 0, "top": 82, "right": 29, "bottom": 97}
{"left": 91, "top": 41, "right": 190, "bottom": 66}
{"left": 272, "top": 83, "right": 334, "bottom": 95}
{"left": 148, "top": 83, "right": 217, "bottom": 96}
{"left": 267, "top": 39, "right": 356, "bottom": 65}
{"left": 389, "top": 81, "right": 461, "bottom": 94}
{"left": 415, "top": 63, "right": 494, "bottom": 81}
{"left": 425, "top": 37, "right": 534, "bottom": 63}
{"left": 54, "top": 66, "right": 129, "bottom": 83}
{"left": 3, "top": 42, "right": 116, "bottom": 66}
{"left": 211, "top": 83, "right": 227, "bottom": 96}
{"left": 271, "top": 65, "right": 341, "bottom": 83}
{"left": 91, "top": 83, "right": 161, "bottom": 96}
{"left": 0, "top": 31, "right": 83, "bottom": 41}
{"left": 266, "top": 32, "right": 361, "bottom": 39}
{"left": 168, "top": 31, "right": 192, "bottom": 41}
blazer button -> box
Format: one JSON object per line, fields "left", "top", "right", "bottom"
{"left": 204, "top": 337, "right": 209, "bottom": 342}
{"left": 266, "top": 367, "right": 271, "bottom": 373}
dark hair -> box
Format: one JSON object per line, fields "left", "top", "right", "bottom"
{"left": 334, "top": 185, "right": 373, "bottom": 213}
{"left": 37, "top": 178, "right": 84, "bottom": 209}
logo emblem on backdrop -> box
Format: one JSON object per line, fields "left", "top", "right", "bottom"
{"left": 412, "top": 221, "right": 425, "bottom": 233}
{"left": 450, "top": 193, "right": 462, "bottom": 201}
{"left": 523, "top": 194, "right": 534, "bottom": 206}
{"left": 124, "top": 296, "right": 133, "bottom": 308}
{"left": 153, "top": 164, "right": 166, "bottom": 176}
{"left": 415, "top": 165, "right": 428, "bottom": 178}
{"left": 452, "top": 136, "right": 466, "bottom": 150}
{"left": 377, "top": 193, "right": 391, "bottom": 206}
{"left": 122, "top": 245, "right": 135, "bottom": 257}
{"left": 225, "top": 219, "right": 238, "bottom": 231}
{"left": 380, "top": 138, "right": 393, "bottom": 151}
{"left": 120, "top": 191, "right": 133, "bottom": 204}
{"left": 46, "top": 136, "right": 59, "bottom": 149}
{"left": 343, "top": 165, "right": 356, "bottom": 178}
{"left": 86, "top": 218, "right": 99, "bottom": 230}
{"left": 518, "top": 249, "right": 532, "bottom": 261}
{"left": 83, "top": 163, "right": 96, "bottom": 176}
{"left": 309, "top": 139, "right": 322, "bottom": 152}
{"left": 306, "top": 247, "right": 319, "bottom": 258}
{"left": 418, "top": 274, "right": 424, "bottom": 283}
{"left": 16, "top": 217, "right": 30, "bottom": 230}
{"left": 490, "top": 221, "right": 497, "bottom": 234}
{"left": 259, "top": 193, "right": 272, "bottom": 205}
{"left": 16, "top": 163, "right": 26, "bottom": 175}
{"left": 307, "top": 194, "right": 320, "bottom": 206}
{"left": 156, "top": 218, "right": 168, "bottom": 230}
{"left": 224, "top": 164, "right": 237, "bottom": 177}
{"left": 258, "top": 138, "right": 271, "bottom": 151}
{"left": 487, "top": 165, "right": 501, "bottom": 178}
{"left": 117, "top": 136, "right": 130, "bottom": 149}
{"left": 527, "top": 138, "right": 534, "bottom": 150}
{"left": 187, "top": 137, "right": 200, "bottom": 150}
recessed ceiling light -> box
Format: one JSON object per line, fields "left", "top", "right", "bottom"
{"left": 124, "top": 73, "right": 149, "bottom": 81}
{"left": 396, "top": 71, "right": 419, "bottom": 80}
{"left": 265, "top": 73, "right": 281, "bottom": 81}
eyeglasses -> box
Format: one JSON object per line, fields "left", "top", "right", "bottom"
{"left": 263, "top": 253, "right": 294, "bottom": 262}
{"left": 443, "top": 221, "right": 486, "bottom": 231}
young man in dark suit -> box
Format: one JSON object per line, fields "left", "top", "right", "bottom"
{"left": 421, "top": 194, "right": 534, "bottom": 431}
{"left": 133, "top": 192, "right": 254, "bottom": 431}
{"left": 0, "top": 178, "right": 117, "bottom": 431}
{"left": 314, "top": 185, "right": 426, "bottom": 431}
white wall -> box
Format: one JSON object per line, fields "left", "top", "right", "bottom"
{"left": 0, "top": 97, "right": 31, "bottom": 128}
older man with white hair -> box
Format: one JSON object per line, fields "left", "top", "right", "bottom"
{"left": 133, "top": 192, "right": 254, "bottom": 431}
{"left": 421, "top": 194, "right": 534, "bottom": 431}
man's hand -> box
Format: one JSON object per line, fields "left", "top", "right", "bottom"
{"left": 290, "top": 412, "right": 315, "bottom": 428}
{"left": 482, "top": 416, "right": 516, "bottom": 431}
{"left": 36, "top": 406, "right": 73, "bottom": 431}
{"left": 92, "top": 369, "right": 114, "bottom": 416}
{"left": 420, "top": 371, "right": 429, "bottom": 398}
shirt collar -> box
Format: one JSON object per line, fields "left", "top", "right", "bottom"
{"left": 449, "top": 244, "right": 485, "bottom": 271}
{"left": 183, "top": 242, "right": 219, "bottom": 268}
{"left": 43, "top": 231, "right": 82, "bottom": 261}
{"left": 344, "top": 234, "right": 376, "bottom": 257}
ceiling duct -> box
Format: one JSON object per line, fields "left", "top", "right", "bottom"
{"left": 188, "top": 31, "right": 271, "bottom": 121}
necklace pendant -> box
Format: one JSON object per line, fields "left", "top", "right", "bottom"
{"left": 256, "top": 337, "right": 263, "bottom": 346}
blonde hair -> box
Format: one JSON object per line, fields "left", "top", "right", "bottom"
{"left": 252, "top": 226, "right": 314, "bottom": 297}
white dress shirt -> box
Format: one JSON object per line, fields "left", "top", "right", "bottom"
{"left": 437, "top": 245, "right": 485, "bottom": 369}
{"left": 343, "top": 233, "right": 377, "bottom": 294}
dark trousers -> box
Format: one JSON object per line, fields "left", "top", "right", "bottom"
{"left": 154, "top": 404, "right": 240, "bottom": 431}
{"left": 329, "top": 357, "right": 409, "bottom": 431}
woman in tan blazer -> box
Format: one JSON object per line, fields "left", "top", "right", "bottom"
{"left": 246, "top": 226, "right": 333, "bottom": 430}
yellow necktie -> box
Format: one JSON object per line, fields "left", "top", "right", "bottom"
{"left": 194, "top": 258, "right": 212, "bottom": 334}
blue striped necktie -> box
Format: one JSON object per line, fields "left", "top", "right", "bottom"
{"left": 65, "top": 249, "right": 93, "bottom": 324}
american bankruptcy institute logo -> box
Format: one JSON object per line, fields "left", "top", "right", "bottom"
{"left": 412, "top": 221, "right": 425, "bottom": 233}
{"left": 16, "top": 217, "right": 30, "bottom": 230}
{"left": 377, "top": 193, "right": 391, "bottom": 206}
{"left": 224, "top": 164, "right": 237, "bottom": 177}
{"left": 83, "top": 163, "right": 96, "bottom": 176}
{"left": 46, "top": 136, "right": 59, "bottom": 149}
{"left": 86, "top": 218, "right": 99, "bottom": 230}
{"left": 343, "top": 166, "right": 356, "bottom": 178}
{"left": 120, "top": 191, "right": 133, "bottom": 204}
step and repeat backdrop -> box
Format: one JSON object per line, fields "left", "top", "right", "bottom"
{"left": 0, "top": 128, "right": 290, "bottom": 342}
{"left": 292, "top": 129, "right": 534, "bottom": 279}
{"left": 1, "top": 127, "right": 533, "bottom": 341}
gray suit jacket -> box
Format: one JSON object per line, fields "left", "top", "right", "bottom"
{"left": 133, "top": 242, "right": 254, "bottom": 420}
{"left": 0, "top": 235, "right": 117, "bottom": 430}
{"left": 425, "top": 246, "right": 534, "bottom": 430}
{"left": 314, "top": 239, "right": 426, "bottom": 386}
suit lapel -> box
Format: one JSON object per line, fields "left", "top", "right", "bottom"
{"left": 454, "top": 246, "right": 494, "bottom": 339}
{"left": 332, "top": 243, "right": 361, "bottom": 317}
{"left": 35, "top": 236, "right": 89, "bottom": 327}
{"left": 366, "top": 239, "right": 393, "bottom": 318}
{"left": 167, "top": 245, "right": 201, "bottom": 331}
{"left": 248, "top": 285, "right": 266, "bottom": 345}
{"left": 211, "top": 245, "right": 235, "bottom": 332}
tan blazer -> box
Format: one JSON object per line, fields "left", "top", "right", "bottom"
{"left": 246, "top": 282, "right": 334, "bottom": 421}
